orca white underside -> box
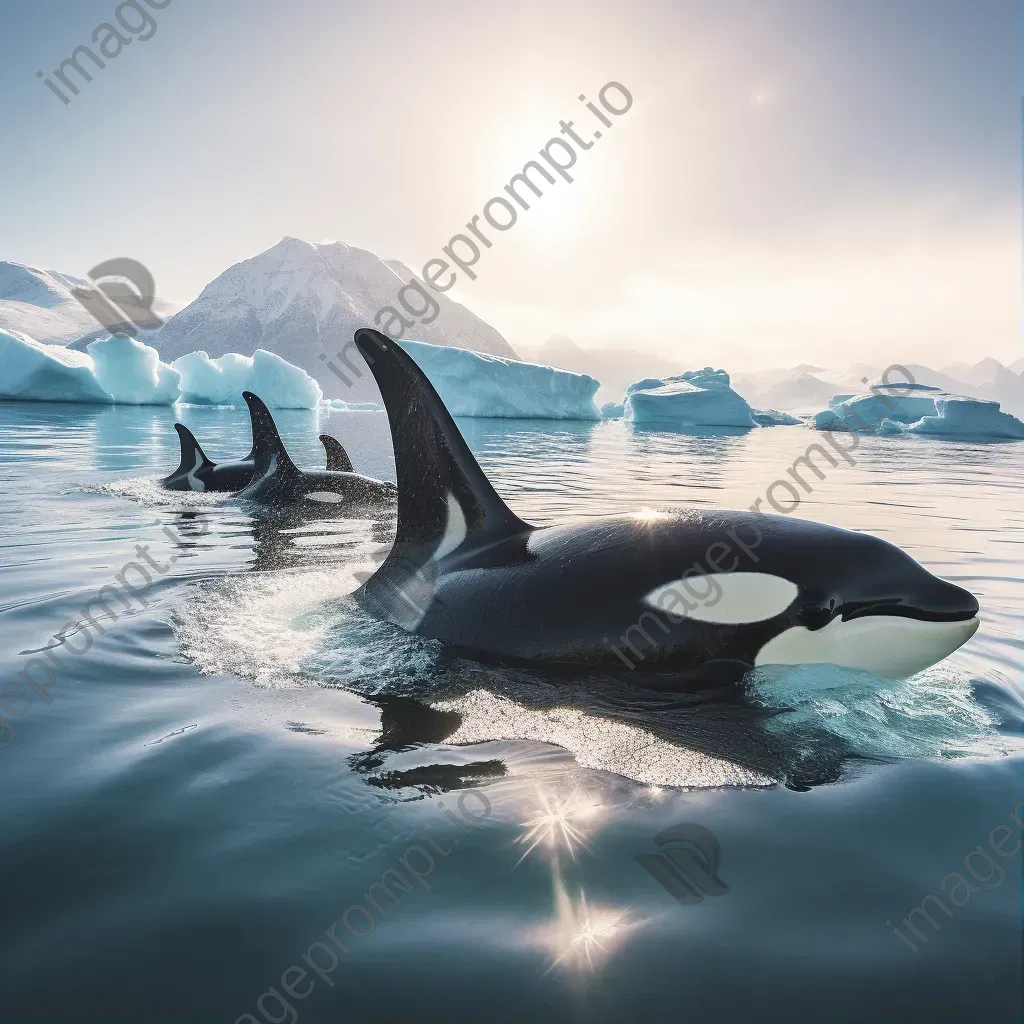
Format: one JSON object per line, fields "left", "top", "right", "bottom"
{"left": 754, "top": 614, "right": 980, "bottom": 678}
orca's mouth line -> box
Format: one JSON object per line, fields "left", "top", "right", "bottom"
{"left": 834, "top": 601, "right": 979, "bottom": 626}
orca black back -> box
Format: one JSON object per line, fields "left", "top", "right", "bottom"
{"left": 240, "top": 390, "right": 394, "bottom": 507}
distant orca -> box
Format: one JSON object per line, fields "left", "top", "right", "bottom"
{"left": 237, "top": 391, "right": 396, "bottom": 507}
{"left": 162, "top": 423, "right": 257, "bottom": 492}
{"left": 351, "top": 328, "right": 980, "bottom": 687}
{"left": 163, "top": 421, "right": 354, "bottom": 493}
{"left": 320, "top": 434, "right": 353, "bottom": 473}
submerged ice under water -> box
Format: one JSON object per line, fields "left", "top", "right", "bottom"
{"left": 1, "top": 401, "right": 1022, "bottom": 1023}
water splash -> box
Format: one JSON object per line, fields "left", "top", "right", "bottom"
{"left": 747, "top": 661, "right": 1024, "bottom": 761}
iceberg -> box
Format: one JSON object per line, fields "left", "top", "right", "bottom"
{"left": 813, "top": 384, "right": 1024, "bottom": 440}
{"left": 601, "top": 401, "right": 625, "bottom": 419}
{"left": 89, "top": 335, "right": 181, "bottom": 404}
{"left": 624, "top": 368, "right": 757, "bottom": 428}
{"left": 895, "top": 397, "right": 1024, "bottom": 440}
{"left": 0, "top": 329, "right": 111, "bottom": 403}
{"left": 173, "top": 349, "right": 322, "bottom": 409}
{"left": 812, "top": 384, "right": 941, "bottom": 432}
{"left": 0, "top": 329, "right": 178, "bottom": 405}
{"left": 324, "top": 398, "right": 381, "bottom": 411}
{"left": 0, "top": 330, "right": 322, "bottom": 409}
{"left": 752, "top": 408, "right": 802, "bottom": 426}
{"left": 398, "top": 340, "right": 601, "bottom": 419}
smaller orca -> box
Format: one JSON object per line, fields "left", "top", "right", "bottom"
{"left": 237, "top": 391, "right": 396, "bottom": 508}
{"left": 162, "top": 423, "right": 257, "bottom": 492}
{"left": 163, "top": 421, "right": 355, "bottom": 493}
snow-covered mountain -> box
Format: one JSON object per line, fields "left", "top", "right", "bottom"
{"left": 958, "top": 357, "right": 1024, "bottom": 417}
{"left": 746, "top": 372, "right": 841, "bottom": 413}
{"left": 728, "top": 358, "right": 1024, "bottom": 416}
{"left": 0, "top": 262, "right": 177, "bottom": 346}
{"left": 151, "top": 237, "right": 518, "bottom": 400}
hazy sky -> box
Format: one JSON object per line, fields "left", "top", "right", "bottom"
{"left": 1, "top": 0, "right": 1019, "bottom": 368}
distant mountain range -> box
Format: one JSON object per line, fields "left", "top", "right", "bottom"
{"left": 0, "top": 262, "right": 178, "bottom": 346}
{"left": 1, "top": 239, "right": 1020, "bottom": 409}
{"left": 730, "top": 357, "right": 1024, "bottom": 418}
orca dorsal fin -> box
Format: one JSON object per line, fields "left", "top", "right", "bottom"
{"left": 242, "top": 392, "right": 301, "bottom": 477}
{"left": 172, "top": 423, "right": 215, "bottom": 476}
{"left": 352, "top": 329, "right": 530, "bottom": 562}
{"left": 320, "top": 434, "right": 353, "bottom": 473}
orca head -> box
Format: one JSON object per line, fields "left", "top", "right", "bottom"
{"left": 707, "top": 518, "right": 980, "bottom": 678}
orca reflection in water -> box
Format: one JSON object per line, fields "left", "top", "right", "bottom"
{"left": 237, "top": 392, "right": 396, "bottom": 508}
{"left": 351, "top": 328, "right": 980, "bottom": 689}
{"left": 163, "top": 421, "right": 354, "bottom": 493}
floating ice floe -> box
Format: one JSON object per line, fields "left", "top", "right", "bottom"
{"left": 173, "top": 349, "right": 322, "bottom": 408}
{"left": 752, "top": 408, "right": 803, "bottom": 426}
{"left": 813, "top": 383, "right": 1024, "bottom": 440}
{"left": 323, "top": 398, "right": 382, "bottom": 411}
{"left": 92, "top": 335, "right": 181, "bottom": 404}
{"left": 0, "top": 329, "right": 113, "bottom": 403}
{"left": 623, "top": 368, "right": 757, "bottom": 428}
{"left": 399, "top": 339, "right": 601, "bottom": 419}
{"left": 0, "top": 330, "right": 322, "bottom": 409}
{"left": 0, "top": 330, "right": 179, "bottom": 405}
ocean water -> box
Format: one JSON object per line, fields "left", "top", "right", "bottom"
{"left": 0, "top": 400, "right": 1021, "bottom": 1023}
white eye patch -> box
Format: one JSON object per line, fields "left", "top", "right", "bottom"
{"left": 306, "top": 491, "right": 344, "bottom": 503}
{"left": 643, "top": 572, "right": 798, "bottom": 625}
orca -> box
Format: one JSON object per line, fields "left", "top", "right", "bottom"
{"left": 351, "top": 328, "right": 980, "bottom": 688}
{"left": 163, "top": 421, "right": 354, "bottom": 493}
{"left": 162, "top": 423, "right": 257, "bottom": 492}
{"left": 237, "top": 391, "right": 396, "bottom": 508}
